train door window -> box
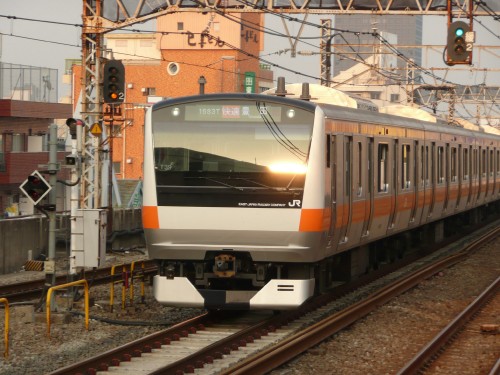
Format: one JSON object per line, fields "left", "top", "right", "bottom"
{"left": 497, "top": 150, "right": 500, "bottom": 177}
{"left": 378, "top": 143, "right": 389, "bottom": 192}
{"left": 451, "top": 146, "right": 457, "bottom": 182}
{"left": 368, "top": 139, "right": 373, "bottom": 194}
{"left": 415, "top": 142, "right": 420, "bottom": 188}
{"left": 424, "top": 145, "right": 430, "bottom": 187}
{"left": 481, "top": 148, "right": 486, "bottom": 178}
{"left": 437, "top": 146, "right": 444, "bottom": 184}
{"left": 401, "top": 144, "right": 411, "bottom": 189}
{"left": 489, "top": 149, "right": 494, "bottom": 177}
{"left": 357, "top": 141, "right": 362, "bottom": 196}
{"left": 473, "top": 148, "right": 478, "bottom": 180}
{"left": 346, "top": 137, "right": 352, "bottom": 195}
{"left": 326, "top": 134, "right": 331, "bottom": 168}
{"left": 463, "top": 147, "right": 469, "bottom": 181}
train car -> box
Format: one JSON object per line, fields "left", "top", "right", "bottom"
{"left": 142, "top": 84, "right": 500, "bottom": 310}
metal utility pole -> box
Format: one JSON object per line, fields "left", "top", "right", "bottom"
{"left": 320, "top": 19, "right": 332, "bottom": 87}
{"left": 46, "top": 124, "right": 59, "bottom": 287}
{"left": 81, "top": 0, "right": 105, "bottom": 210}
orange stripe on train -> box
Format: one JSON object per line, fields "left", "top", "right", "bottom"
{"left": 142, "top": 206, "right": 159, "bottom": 229}
{"left": 299, "top": 208, "right": 328, "bottom": 232}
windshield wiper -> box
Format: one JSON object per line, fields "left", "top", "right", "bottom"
{"left": 233, "top": 177, "right": 281, "bottom": 191}
{"left": 186, "top": 176, "right": 244, "bottom": 191}
{"left": 286, "top": 174, "right": 298, "bottom": 190}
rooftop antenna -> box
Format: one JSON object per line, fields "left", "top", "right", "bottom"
{"left": 275, "top": 77, "right": 288, "bottom": 97}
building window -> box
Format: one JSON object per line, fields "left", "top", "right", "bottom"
{"left": 390, "top": 94, "right": 400, "bottom": 102}
{"left": 177, "top": 22, "right": 184, "bottom": 31}
{"left": 167, "top": 62, "right": 180, "bottom": 76}
{"left": 115, "top": 40, "right": 128, "bottom": 47}
{"left": 12, "top": 134, "right": 25, "bottom": 152}
{"left": 370, "top": 92, "right": 381, "bottom": 100}
{"left": 0, "top": 134, "right": 4, "bottom": 172}
{"left": 142, "top": 87, "right": 156, "bottom": 96}
{"left": 112, "top": 124, "right": 122, "bottom": 137}
{"left": 113, "top": 162, "right": 121, "bottom": 174}
{"left": 140, "top": 39, "right": 153, "bottom": 47}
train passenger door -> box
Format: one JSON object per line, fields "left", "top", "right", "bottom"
{"left": 421, "top": 142, "right": 432, "bottom": 221}
{"left": 345, "top": 135, "right": 367, "bottom": 244}
{"left": 368, "top": 138, "right": 393, "bottom": 239}
{"left": 387, "top": 140, "right": 399, "bottom": 232}
{"left": 477, "top": 147, "right": 486, "bottom": 204}
{"left": 409, "top": 141, "right": 419, "bottom": 225}
{"left": 393, "top": 141, "right": 415, "bottom": 232}
{"left": 337, "top": 135, "right": 352, "bottom": 249}
{"left": 470, "top": 146, "right": 479, "bottom": 207}
{"left": 328, "top": 134, "right": 346, "bottom": 252}
{"left": 487, "top": 148, "right": 494, "bottom": 201}
{"left": 361, "top": 138, "right": 374, "bottom": 238}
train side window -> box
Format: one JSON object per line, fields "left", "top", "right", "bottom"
{"left": 345, "top": 137, "right": 352, "bottom": 196}
{"left": 497, "top": 150, "right": 500, "bottom": 176}
{"left": 378, "top": 143, "right": 389, "bottom": 192}
{"left": 357, "top": 141, "right": 362, "bottom": 196}
{"left": 437, "top": 146, "right": 444, "bottom": 184}
{"left": 463, "top": 147, "right": 469, "bottom": 181}
{"left": 451, "top": 147, "right": 457, "bottom": 182}
{"left": 368, "top": 139, "right": 373, "bottom": 194}
{"left": 326, "top": 134, "right": 331, "bottom": 168}
{"left": 489, "top": 149, "right": 494, "bottom": 177}
{"left": 481, "top": 148, "right": 486, "bottom": 178}
{"left": 424, "top": 145, "right": 430, "bottom": 187}
{"left": 473, "top": 148, "right": 478, "bottom": 179}
{"left": 401, "top": 144, "right": 411, "bottom": 189}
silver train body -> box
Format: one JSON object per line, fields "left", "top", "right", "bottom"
{"left": 142, "top": 93, "right": 500, "bottom": 310}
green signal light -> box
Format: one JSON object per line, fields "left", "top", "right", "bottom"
{"left": 455, "top": 28, "right": 464, "bottom": 37}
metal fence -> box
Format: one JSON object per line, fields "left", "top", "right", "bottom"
{"left": 0, "top": 62, "right": 58, "bottom": 103}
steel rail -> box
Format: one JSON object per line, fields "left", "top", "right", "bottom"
{"left": 397, "top": 275, "right": 499, "bottom": 374}
{"left": 48, "top": 313, "right": 210, "bottom": 375}
{"left": 0, "top": 260, "right": 157, "bottom": 303}
{"left": 220, "top": 225, "right": 500, "bottom": 375}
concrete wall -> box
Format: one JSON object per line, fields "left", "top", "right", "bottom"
{"left": 0, "top": 216, "right": 48, "bottom": 274}
{"left": 0, "top": 208, "right": 143, "bottom": 274}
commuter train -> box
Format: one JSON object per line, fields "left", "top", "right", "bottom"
{"left": 142, "top": 82, "right": 500, "bottom": 310}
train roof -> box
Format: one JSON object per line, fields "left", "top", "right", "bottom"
{"left": 151, "top": 93, "right": 500, "bottom": 142}
{"left": 151, "top": 93, "right": 317, "bottom": 112}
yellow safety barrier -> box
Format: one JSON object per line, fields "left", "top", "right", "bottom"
{"left": 46, "top": 279, "right": 89, "bottom": 337}
{"left": 109, "top": 261, "right": 146, "bottom": 311}
{"left": 0, "top": 298, "right": 9, "bottom": 358}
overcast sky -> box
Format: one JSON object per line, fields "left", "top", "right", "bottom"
{"left": 1, "top": 1, "right": 498, "bottom": 101}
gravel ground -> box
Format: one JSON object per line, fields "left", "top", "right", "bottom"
{"left": 0, "top": 236, "right": 498, "bottom": 375}
{"left": 0, "top": 250, "right": 204, "bottom": 375}
{"left": 270, "top": 236, "right": 500, "bottom": 375}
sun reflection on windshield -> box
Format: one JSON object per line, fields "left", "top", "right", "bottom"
{"left": 269, "top": 162, "right": 307, "bottom": 174}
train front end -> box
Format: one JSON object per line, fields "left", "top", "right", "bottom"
{"left": 143, "top": 94, "right": 326, "bottom": 310}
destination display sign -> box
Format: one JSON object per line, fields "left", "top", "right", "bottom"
{"left": 185, "top": 104, "right": 282, "bottom": 122}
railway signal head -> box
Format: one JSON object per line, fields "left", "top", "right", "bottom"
{"left": 103, "top": 60, "right": 125, "bottom": 104}
{"left": 19, "top": 170, "right": 52, "bottom": 205}
{"left": 447, "top": 21, "right": 472, "bottom": 65}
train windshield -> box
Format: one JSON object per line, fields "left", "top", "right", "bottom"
{"left": 151, "top": 99, "right": 314, "bottom": 207}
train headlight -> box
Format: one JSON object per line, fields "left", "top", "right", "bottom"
{"left": 171, "top": 107, "right": 181, "bottom": 117}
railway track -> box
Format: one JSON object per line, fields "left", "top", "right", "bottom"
{"left": 46, "top": 224, "right": 499, "bottom": 375}
{"left": 398, "top": 276, "right": 499, "bottom": 375}
{"left": 0, "top": 260, "right": 157, "bottom": 303}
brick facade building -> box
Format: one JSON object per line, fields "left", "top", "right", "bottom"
{"left": 72, "top": 13, "right": 271, "bottom": 181}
